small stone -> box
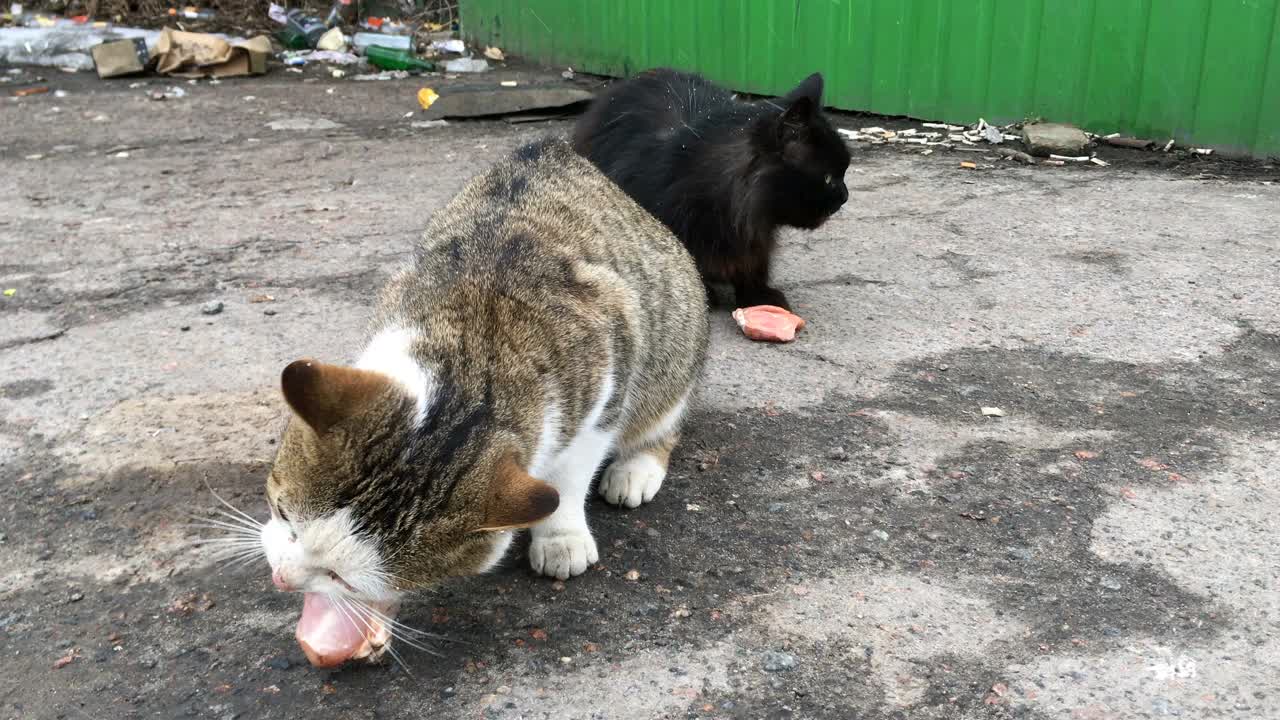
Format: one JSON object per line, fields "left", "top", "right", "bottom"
{"left": 79, "top": 508, "right": 97, "bottom": 521}
{"left": 201, "top": 300, "right": 224, "bottom": 316}
{"left": 266, "top": 657, "right": 290, "bottom": 670}
{"left": 69, "top": 592, "right": 84, "bottom": 602}
{"left": 180, "top": 325, "right": 191, "bottom": 331}
{"left": 762, "top": 651, "right": 797, "bottom": 672}
{"left": 828, "top": 447, "right": 849, "bottom": 462}
{"left": 767, "top": 503, "right": 786, "bottom": 514}
{"left": 624, "top": 569, "right": 640, "bottom": 581}
{"left": 495, "top": 685, "right": 511, "bottom": 695}
{"left": 1021, "top": 122, "right": 1091, "bottom": 157}
{"left": 263, "top": 309, "right": 277, "bottom": 316}
{"left": 1007, "top": 547, "right": 1034, "bottom": 562}
{"left": 440, "top": 687, "right": 457, "bottom": 698}
{"left": 140, "top": 658, "right": 157, "bottom": 669}
{"left": 870, "top": 529, "right": 890, "bottom": 542}
{"left": 1099, "top": 575, "right": 1123, "bottom": 591}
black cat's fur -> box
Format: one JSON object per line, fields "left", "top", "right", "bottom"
{"left": 572, "top": 68, "right": 850, "bottom": 310}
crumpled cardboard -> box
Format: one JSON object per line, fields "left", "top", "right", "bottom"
{"left": 154, "top": 28, "right": 270, "bottom": 78}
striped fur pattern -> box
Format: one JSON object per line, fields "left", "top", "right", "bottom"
{"left": 263, "top": 137, "right": 709, "bottom": 599}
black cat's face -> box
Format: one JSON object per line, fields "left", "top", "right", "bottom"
{"left": 754, "top": 74, "right": 851, "bottom": 230}
{"left": 773, "top": 120, "right": 850, "bottom": 229}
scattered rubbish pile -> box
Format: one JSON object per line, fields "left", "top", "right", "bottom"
{"left": 2, "top": 0, "right": 502, "bottom": 81}
{"left": 839, "top": 119, "right": 1215, "bottom": 167}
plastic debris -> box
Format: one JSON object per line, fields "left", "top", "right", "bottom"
{"left": 1191, "top": 147, "right": 1214, "bottom": 156}
{"left": 443, "top": 57, "right": 489, "bottom": 73}
{"left": 309, "top": 50, "right": 358, "bottom": 64}
{"left": 430, "top": 38, "right": 465, "bottom": 54}
{"left": 315, "top": 27, "right": 345, "bottom": 52}
{"left": 167, "top": 7, "right": 215, "bottom": 20}
{"left": 417, "top": 87, "right": 438, "bottom": 109}
{"left": 1089, "top": 157, "right": 1110, "bottom": 167}
{"left": 0, "top": 25, "right": 160, "bottom": 70}
{"left": 500, "top": 80, "right": 518, "bottom": 87}
{"left": 980, "top": 406, "right": 1007, "bottom": 417}
{"left": 483, "top": 46, "right": 505, "bottom": 61}
{"left": 3, "top": 288, "right": 16, "bottom": 296}
{"left": 353, "top": 70, "right": 408, "bottom": 81}
{"left": 267, "top": 2, "right": 288, "bottom": 24}
{"left": 352, "top": 31, "right": 410, "bottom": 54}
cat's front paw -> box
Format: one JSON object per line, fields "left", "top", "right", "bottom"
{"left": 528, "top": 529, "right": 599, "bottom": 580}
{"left": 599, "top": 453, "right": 667, "bottom": 508}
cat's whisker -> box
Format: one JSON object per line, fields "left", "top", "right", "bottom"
{"left": 334, "top": 597, "right": 415, "bottom": 674}
{"left": 209, "top": 508, "right": 264, "bottom": 531}
{"left": 201, "top": 477, "right": 263, "bottom": 527}
{"left": 182, "top": 521, "right": 262, "bottom": 539}
{"left": 346, "top": 599, "right": 444, "bottom": 656}
{"left": 354, "top": 601, "right": 462, "bottom": 645}
{"left": 181, "top": 515, "right": 261, "bottom": 532}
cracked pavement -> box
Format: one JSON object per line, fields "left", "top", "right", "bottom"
{"left": 2, "top": 67, "right": 1279, "bottom": 720}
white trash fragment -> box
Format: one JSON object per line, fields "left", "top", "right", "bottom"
{"left": 500, "top": 80, "right": 518, "bottom": 87}
{"left": 410, "top": 119, "right": 448, "bottom": 129}
{"left": 353, "top": 70, "right": 409, "bottom": 81}
{"left": 1191, "top": 147, "right": 1214, "bottom": 156}
{"left": 443, "top": 57, "right": 489, "bottom": 73}
{"left": 315, "top": 27, "right": 346, "bottom": 52}
{"left": 268, "top": 2, "right": 289, "bottom": 24}
{"left": 430, "top": 38, "right": 465, "bottom": 54}
{"left": 1049, "top": 154, "right": 1090, "bottom": 162}
{"left": 980, "top": 407, "right": 1007, "bottom": 417}
{"left": 1089, "top": 157, "right": 1110, "bottom": 167}
{"left": 309, "top": 50, "right": 359, "bottom": 64}
{"left": 265, "top": 117, "right": 343, "bottom": 131}
{"left": 0, "top": 26, "right": 161, "bottom": 70}
{"left": 483, "top": 45, "right": 505, "bottom": 61}
{"left": 1162, "top": 139, "right": 1175, "bottom": 152}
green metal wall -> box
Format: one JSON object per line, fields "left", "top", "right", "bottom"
{"left": 461, "top": 0, "right": 1280, "bottom": 158}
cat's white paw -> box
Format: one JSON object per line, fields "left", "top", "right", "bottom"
{"left": 599, "top": 453, "right": 667, "bottom": 508}
{"left": 528, "top": 529, "right": 599, "bottom": 580}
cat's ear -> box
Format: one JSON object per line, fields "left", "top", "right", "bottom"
{"left": 776, "top": 96, "right": 815, "bottom": 143}
{"left": 782, "top": 72, "right": 824, "bottom": 106}
{"left": 281, "top": 359, "right": 394, "bottom": 434}
{"left": 776, "top": 73, "right": 823, "bottom": 143}
{"left": 475, "top": 453, "right": 560, "bottom": 532}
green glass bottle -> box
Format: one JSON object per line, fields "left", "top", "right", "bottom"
{"left": 365, "top": 46, "right": 436, "bottom": 73}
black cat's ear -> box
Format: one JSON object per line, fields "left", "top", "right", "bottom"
{"left": 776, "top": 96, "right": 815, "bottom": 143}
{"left": 782, "top": 72, "right": 824, "bottom": 105}
{"left": 775, "top": 73, "right": 823, "bottom": 143}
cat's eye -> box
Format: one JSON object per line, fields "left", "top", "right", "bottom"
{"left": 823, "top": 174, "right": 832, "bottom": 184}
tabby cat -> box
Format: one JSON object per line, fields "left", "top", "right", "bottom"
{"left": 573, "top": 68, "right": 851, "bottom": 311}
{"left": 259, "top": 137, "right": 708, "bottom": 666}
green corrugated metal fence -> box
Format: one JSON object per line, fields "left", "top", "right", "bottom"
{"left": 461, "top": 0, "right": 1280, "bottom": 158}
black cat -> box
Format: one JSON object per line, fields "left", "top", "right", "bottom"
{"left": 573, "top": 68, "right": 850, "bottom": 310}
